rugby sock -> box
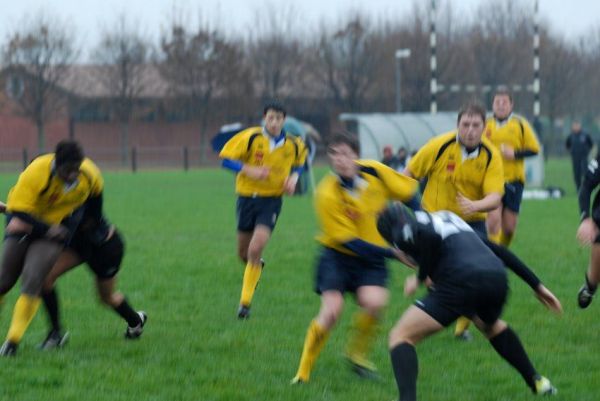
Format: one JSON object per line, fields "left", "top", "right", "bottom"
{"left": 114, "top": 298, "right": 142, "bottom": 327}
{"left": 454, "top": 316, "right": 471, "bottom": 336}
{"left": 239, "top": 261, "right": 262, "bottom": 306}
{"left": 500, "top": 231, "right": 514, "bottom": 247}
{"left": 585, "top": 273, "right": 597, "bottom": 293}
{"left": 6, "top": 294, "right": 41, "bottom": 344}
{"left": 488, "top": 231, "right": 502, "bottom": 244}
{"left": 293, "top": 319, "right": 330, "bottom": 382}
{"left": 489, "top": 327, "right": 537, "bottom": 392}
{"left": 42, "top": 289, "right": 61, "bottom": 332}
{"left": 346, "top": 311, "right": 378, "bottom": 368}
{"left": 390, "top": 342, "right": 418, "bottom": 401}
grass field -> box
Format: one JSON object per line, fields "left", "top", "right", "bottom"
{"left": 0, "top": 158, "right": 597, "bottom": 401}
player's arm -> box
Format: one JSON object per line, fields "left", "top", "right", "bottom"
{"left": 481, "top": 237, "right": 562, "bottom": 314}
{"left": 513, "top": 118, "right": 540, "bottom": 159}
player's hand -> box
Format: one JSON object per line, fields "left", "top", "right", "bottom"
{"left": 457, "top": 193, "right": 477, "bottom": 216}
{"left": 576, "top": 218, "right": 598, "bottom": 246}
{"left": 45, "top": 224, "right": 69, "bottom": 241}
{"left": 404, "top": 274, "right": 419, "bottom": 297}
{"left": 391, "top": 247, "right": 417, "bottom": 268}
{"left": 535, "top": 284, "right": 563, "bottom": 315}
{"left": 0, "top": 201, "right": 6, "bottom": 214}
{"left": 283, "top": 173, "right": 299, "bottom": 195}
{"left": 500, "top": 144, "right": 515, "bottom": 160}
{"left": 242, "top": 165, "right": 270, "bottom": 180}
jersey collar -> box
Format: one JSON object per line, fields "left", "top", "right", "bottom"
{"left": 263, "top": 127, "right": 286, "bottom": 151}
{"left": 494, "top": 113, "right": 513, "bottom": 127}
{"left": 455, "top": 133, "right": 481, "bottom": 160}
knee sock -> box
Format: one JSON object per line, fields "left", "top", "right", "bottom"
{"left": 500, "top": 231, "right": 514, "bottom": 247}
{"left": 114, "top": 298, "right": 142, "bottom": 327}
{"left": 489, "top": 327, "right": 537, "bottom": 392}
{"left": 346, "top": 311, "right": 378, "bottom": 368}
{"left": 6, "top": 294, "right": 41, "bottom": 344}
{"left": 42, "top": 288, "right": 61, "bottom": 333}
{"left": 293, "top": 320, "right": 330, "bottom": 382}
{"left": 240, "top": 261, "right": 263, "bottom": 306}
{"left": 488, "top": 231, "right": 502, "bottom": 244}
{"left": 390, "top": 342, "right": 418, "bottom": 401}
{"left": 454, "top": 316, "right": 471, "bottom": 336}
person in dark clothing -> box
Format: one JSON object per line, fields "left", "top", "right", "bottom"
{"left": 381, "top": 145, "right": 400, "bottom": 170}
{"left": 575, "top": 152, "right": 600, "bottom": 308}
{"left": 566, "top": 121, "right": 594, "bottom": 191}
{"left": 376, "top": 203, "right": 562, "bottom": 401}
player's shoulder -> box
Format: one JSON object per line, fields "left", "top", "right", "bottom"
{"left": 235, "top": 126, "right": 263, "bottom": 141}
{"left": 316, "top": 174, "right": 340, "bottom": 198}
{"left": 80, "top": 157, "right": 102, "bottom": 178}
{"left": 22, "top": 154, "right": 53, "bottom": 177}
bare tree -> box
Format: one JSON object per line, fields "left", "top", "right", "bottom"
{"left": 159, "top": 23, "right": 251, "bottom": 161}
{"left": 2, "top": 13, "right": 77, "bottom": 154}
{"left": 92, "top": 15, "right": 151, "bottom": 165}
{"left": 313, "top": 14, "right": 384, "bottom": 112}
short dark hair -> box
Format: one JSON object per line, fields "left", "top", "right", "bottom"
{"left": 327, "top": 131, "right": 360, "bottom": 155}
{"left": 55, "top": 140, "right": 84, "bottom": 166}
{"left": 493, "top": 87, "right": 513, "bottom": 103}
{"left": 263, "top": 100, "right": 286, "bottom": 117}
{"left": 457, "top": 101, "right": 486, "bottom": 125}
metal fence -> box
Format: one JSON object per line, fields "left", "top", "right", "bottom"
{"left": 0, "top": 146, "right": 222, "bottom": 173}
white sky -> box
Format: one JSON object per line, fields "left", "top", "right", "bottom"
{"left": 1, "top": 0, "right": 598, "bottom": 59}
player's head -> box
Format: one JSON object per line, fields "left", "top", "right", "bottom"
{"left": 492, "top": 88, "right": 513, "bottom": 120}
{"left": 55, "top": 140, "right": 84, "bottom": 183}
{"left": 377, "top": 202, "right": 417, "bottom": 253}
{"left": 457, "top": 101, "right": 486, "bottom": 149}
{"left": 263, "top": 100, "right": 286, "bottom": 137}
{"left": 327, "top": 131, "right": 360, "bottom": 179}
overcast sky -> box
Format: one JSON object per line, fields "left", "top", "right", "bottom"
{"left": 1, "top": 0, "right": 598, "bottom": 58}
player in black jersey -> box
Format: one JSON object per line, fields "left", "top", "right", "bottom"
{"left": 576, "top": 153, "right": 600, "bottom": 308}
{"left": 39, "top": 202, "right": 147, "bottom": 349}
{"left": 377, "top": 204, "right": 561, "bottom": 401}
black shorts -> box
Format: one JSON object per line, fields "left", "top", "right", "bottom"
{"left": 315, "top": 247, "right": 388, "bottom": 294}
{"left": 415, "top": 269, "right": 508, "bottom": 327}
{"left": 467, "top": 220, "right": 487, "bottom": 237}
{"left": 69, "top": 231, "right": 124, "bottom": 279}
{"left": 236, "top": 196, "right": 282, "bottom": 232}
{"left": 502, "top": 181, "right": 524, "bottom": 213}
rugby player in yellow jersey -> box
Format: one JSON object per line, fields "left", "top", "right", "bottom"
{"left": 485, "top": 89, "right": 540, "bottom": 247}
{"left": 405, "top": 102, "right": 505, "bottom": 341}
{"left": 291, "top": 132, "right": 420, "bottom": 383}
{"left": 405, "top": 102, "right": 504, "bottom": 237}
{"left": 219, "top": 101, "right": 307, "bottom": 319}
{"left": 0, "top": 140, "right": 103, "bottom": 356}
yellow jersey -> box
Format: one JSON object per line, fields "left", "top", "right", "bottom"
{"left": 6, "top": 154, "right": 104, "bottom": 225}
{"left": 315, "top": 160, "right": 419, "bottom": 255}
{"left": 219, "top": 127, "right": 307, "bottom": 197}
{"left": 407, "top": 131, "right": 504, "bottom": 222}
{"left": 485, "top": 114, "right": 540, "bottom": 183}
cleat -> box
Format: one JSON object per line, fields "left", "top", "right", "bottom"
{"left": 125, "top": 311, "right": 147, "bottom": 339}
{"left": 0, "top": 341, "right": 18, "bottom": 357}
{"left": 578, "top": 285, "right": 595, "bottom": 309}
{"left": 39, "top": 330, "right": 70, "bottom": 350}
{"left": 455, "top": 330, "right": 473, "bottom": 341}
{"left": 347, "top": 357, "right": 379, "bottom": 380}
{"left": 260, "top": 258, "right": 265, "bottom": 269}
{"left": 290, "top": 375, "right": 306, "bottom": 385}
{"left": 534, "top": 375, "right": 557, "bottom": 395}
{"left": 237, "top": 305, "right": 251, "bottom": 319}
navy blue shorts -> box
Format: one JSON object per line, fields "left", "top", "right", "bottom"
{"left": 502, "top": 181, "right": 524, "bottom": 213}
{"left": 70, "top": 231, "right": 124, "bottom": 279}
{"left": 236, "top": 196, "right": 282, "bottom": 232}
{"left": 315, "top": 247, "right": 388, "bottom": 294}
{"left": 414, "top": 269, "right": 508, "bottom": 327}
{"left": 467, "top": 220, "right": 487, "bottom": 238}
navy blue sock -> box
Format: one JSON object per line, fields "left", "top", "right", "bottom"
{"left": 390, "top": 342, "right": 418, "bottom": 401}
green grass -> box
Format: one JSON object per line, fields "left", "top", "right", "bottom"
{"left": 0, "top": 158, "right": 596, "bottom": 401}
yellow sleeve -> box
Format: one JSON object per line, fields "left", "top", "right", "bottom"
{"left": 316, "top": 186, "right": 357, "bottom": 244}
{"left": 370, "top": 161, "right": 419, "bottom": 201}
{"left": 520, "top": 118, "right": 540, "bottom": 153}
{"left": 219, "top": 130, "right": 252, "bottom": 161}
{"left": 81, "top": 158, "right": 104, "bottom": 196}
{"left": 6, "top": 163, "right": 45, "bottom": 214}
{"left": 482, "top": 149, "right": 505, "bottom": 195}
{"left": 406, "top": 139, "right": 438, "bottom": 179}
{"left": 293, "top": 136, "right": 308, "bottom": 168}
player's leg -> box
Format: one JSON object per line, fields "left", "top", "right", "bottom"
{"left": 292, "top": 290, "right": 343, "bottom": 383}
{"left": 1, "top": 239, "right": 62, "bottom": 355}
{"left": 474, "top": 317, "right": 556, "bottom": 395}
{"left": 238, "top": 224, "right": 271, "bottom": 317}
{"left": 389, "top": 305, "right": 445, "bottom": 401}
{"left": 347, "top": 285, "right": 388, "bottom": 377}
{"left": 500, "top": 208, "right": 519, "bottom": 247}
{"left": 578, "top": 240, "right": 600, "bottom": 308}
{"left": 486, "top": 205, "right": 503, "bottom": 244}
{"left": 39, "top": 249, "right": 81, "bottom": 349}
{"left": 95, "top": 277, "right": 145, "bottom": 339}
{"left": 0, "top": 236, "right": 29, "bottom": 302}
{"left": 237, "top": 231, "right": 252, "bottom": 264}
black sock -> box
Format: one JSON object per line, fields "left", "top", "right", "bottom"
{"left": 489, "top": 327, "right": 537, "bottom": 392}
{"left": 390, "top": 342, "right": 418, "bottom": 401}
{"left": 114, "top": 298, "right": 142, "bottom": 327}
{"left": 585, "top": 274, "right": 597, "bottom": 293}
{"left": 42, "top": 288, "right": 61, "bottom": 333}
